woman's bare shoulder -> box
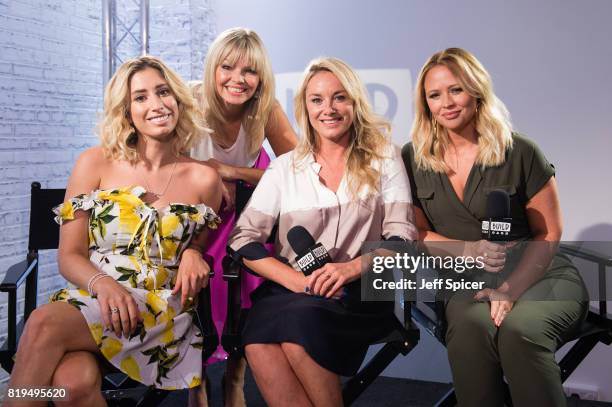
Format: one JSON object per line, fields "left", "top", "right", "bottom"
{"left": 66, "top": 146, "right": 111, "bottom": 196}
{"left": 181, "top": 156, "right": 221, "bottom": 189}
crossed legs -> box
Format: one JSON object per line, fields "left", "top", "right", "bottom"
{"left": 245, "top": 343, "right": 342, "bottom": 407}
{"left": 6, "top": 302, "right": 104, "bottom": 407}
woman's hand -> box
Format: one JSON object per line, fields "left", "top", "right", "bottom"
{"left": 172, "top": 247, "right": 211, "bottom": 307}
{"left": 207, "top": 158, "right": 237, "bottom": 181}
{"left": 93, "top": 278, "right": 141, "bottom": 338}
{"left": 220, "top": 181, "right": 236, "bottom": 212}
{"left": 464, "top": 240, "right": 507, "bottom": 272}
{"left": 307, "top": 260, "right": 361, "bottom": 298}
{"left": 474, "top": 287, "right": 514, "bottom": 327}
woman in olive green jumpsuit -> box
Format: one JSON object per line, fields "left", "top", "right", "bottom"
{"left": 402, "top": 48, "right": 587, "bottom": 407}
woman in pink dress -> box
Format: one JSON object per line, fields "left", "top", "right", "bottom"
{"left": 189, "top": 27, "right": 297, "bottom": 406}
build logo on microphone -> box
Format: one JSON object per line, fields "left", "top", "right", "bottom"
{"left": 481, "top": 221, "right": 511, "bottom": 236}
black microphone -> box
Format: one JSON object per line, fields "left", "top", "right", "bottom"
{"left": 287, "top": 226, "right": 332, "bottom": 275}
{"left": 481, "top": 189, "right": 512, "bottom": 241}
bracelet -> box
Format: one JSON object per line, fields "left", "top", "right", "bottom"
{"left": 86, "top": 272, "right": 104, "bottom": 295}
{"left": 90, "top": 275, "right": 112, "bottom": 296}
{"left": 87, "top": 272, "right": 109, "bottom": 296}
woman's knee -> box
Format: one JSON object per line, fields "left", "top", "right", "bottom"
{"left": 245, "top": 343, "right": 277, "bottom": 366}
{"left": 52, "top": 352, "right": 101, "bottom": 404}
{"left": 498, "top": 315, "right": 553, "bottom": 356}
{"left": 20, "top": 304, "right": 63, "bottom": 349}
{"left": 445, "top": 302, "right": 495, "bottom": 353}
{"left": 280, "top": 342, "right": 307, "bottom": 364}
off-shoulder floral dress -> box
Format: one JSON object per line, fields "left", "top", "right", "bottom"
{"left": 50, "top": 186, "right": 220, "bottom": 390}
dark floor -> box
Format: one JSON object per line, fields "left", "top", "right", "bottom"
{"left": 158, "top": 361, "right": 611, "bottom": 407}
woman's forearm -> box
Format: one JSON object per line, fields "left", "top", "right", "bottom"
{"left": 243, "top": 256, "right": 305, "bottom": 292}
{"left": 498, "top": 235, "right": 557, "bottom": 300}
{"left": 229, "top": 166, "right": 264, "bottom": 185}
{"left": 58, "top": 252, "right": 104, "bottom": 292}
{"left": 419, "top": 230, "right": 466, "bottom": 258}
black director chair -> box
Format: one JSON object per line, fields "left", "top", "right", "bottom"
{"left": 0, "top": 182, "right": 218, "bottom": 406}
{"left": 411, "top": 244, "right": 612, "bottom": 407}
{"left": 220, "top": 181, "right": 421, "bottom": 406}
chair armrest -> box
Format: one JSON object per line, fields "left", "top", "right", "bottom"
{"left": 560, "top": 244, "right": 612, "bottom": 267}
{"left": 196, "top": 285, "right": 218, "bottom": 361}
{"left": 560, "top": 243, "right": 610, "bottom": 318}
{"left": 222, "top": 255, "right": 241, "bottom": 281}
{"left": 0, "top": 258, "right": 38, "bottom": 292}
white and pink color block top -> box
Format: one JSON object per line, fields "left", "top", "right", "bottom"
{"left": 229, "top": 144, "right": 417, "bottom": 267}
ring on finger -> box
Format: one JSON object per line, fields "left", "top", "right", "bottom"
{"left": 110, "top": 306, "right": 119, "bottom": 314}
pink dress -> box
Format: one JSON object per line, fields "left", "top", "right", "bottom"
{"left": 191, "top": 126, "right": 270, "bottom": 363}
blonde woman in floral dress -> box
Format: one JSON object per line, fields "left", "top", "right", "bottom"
{"left": 7, "top": 56, "right": 222, "bottom": 407}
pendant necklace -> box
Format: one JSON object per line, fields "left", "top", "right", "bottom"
{"left": 142, "top": 157, "right": 179, "bottom": 199}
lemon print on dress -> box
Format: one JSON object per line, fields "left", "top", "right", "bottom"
{"left": 59, "top": 201, "right": 74, "bottom": 220}
{"left": 189, "top": 376, "right": 202, "bottom": 388}
{"left": 101, "top": 337, "right": 123, "bottom": 360}
{"left": 158, "top": 305, "right": 176, "bottom": 329}
{"left": 146, "top": 266, "right": 169, "bottom": 291}
{"left": 159, "top": 305, "right": 177, "bottom": 345}
{"left": 121, "top": 355, "right": 142, "bottom": 382}
{"left": 142, "top": 310, "right": 157, "bottom": 329}
{"left": 161, "top": 214, "right": 180, "bottom": 237}
{"left": 49, "top": 288, "right": 69, "bottom": 302}
{"left": 77, "top": 289, "right": 90, "bottom": 297}
{"left": 98, "top": 188, "right": 141, "bottom": 233}
{"left": 160, "top": 326, "right": 175, "bottom": 345}
{"left": 146, "top": 291, "right": 167, "bottom": 315}
{"left": 156, "top": 266, "right": 168, "bottom": 288}
{"left": 160, "top": 240, "right": 178, "bottom": 260}
{"left": 89, "top": 323, "right": 104, "bottom": 345}
{"left": 127, "top": 255, "right": 142, "bottom": 272}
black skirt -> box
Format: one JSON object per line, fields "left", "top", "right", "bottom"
{"left": 241, "top": 280, "right": 399, "bottom": 376}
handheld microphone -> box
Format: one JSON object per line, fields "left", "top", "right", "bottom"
{"left": 481, "top": 189, "right": 512, "bottom": 241}
{"left": 287, "top": 226, "right": 332, "bottom": 275}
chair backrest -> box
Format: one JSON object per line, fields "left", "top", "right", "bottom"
{"left": 235, "top": 180, "right": 255, "bottom": 218}
{"left": 28, "top": 182, "right": 66, "bottom": 251}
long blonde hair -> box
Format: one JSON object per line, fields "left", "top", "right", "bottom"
{"left": 411, "top": 47, "right": 513, "bottom": 172}
{"left": 100, "top": 55, "right": 203, "bottom": 164}
{"left": 294, "top": 57, "right": 391, "bottom": 197}
{"left": 197, "top": 27, "right": 275, "bottom": 155}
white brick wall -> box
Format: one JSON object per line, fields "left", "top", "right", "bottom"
{"left": 0, "top": 0, "right": 215, "bottom": 393}
{"left": 0, "top": 0, "right": 103, "bottom": 391}
{"left": 150, "top": 0, "right": 216, "bottom": 80}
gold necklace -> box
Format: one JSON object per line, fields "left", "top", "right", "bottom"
{"left": 142, "top": 157, "right": 179, "bottom": 199}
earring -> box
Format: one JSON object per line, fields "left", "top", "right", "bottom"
{"left": 431, "top": 118, "right": 438, "bottom": 138}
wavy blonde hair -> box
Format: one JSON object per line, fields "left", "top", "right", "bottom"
{"left": 411, "top": 47, "right": 513, "bottom": 172}
{"left": 99, "top": 55, "right": 204, "bottom": 164}
{"left": 294, "top": 57, "right": 391, "bottom": 197}
{"left": 196, "top": 27, "right": 275, "bottom": 155}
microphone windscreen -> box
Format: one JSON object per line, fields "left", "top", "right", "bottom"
{"left": 287, "top": 226, "right": 316, "bottom": 256}
{"left": 485, "top": 189, "right": 510, "bottom": 219}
